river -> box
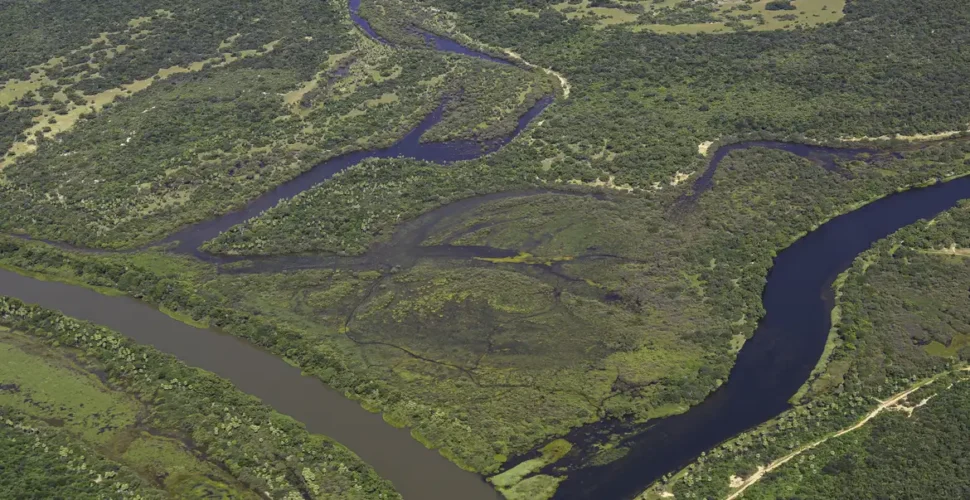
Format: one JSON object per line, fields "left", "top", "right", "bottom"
{"left": 1, "top": 2, "right": 969, "bottom": 500}
{"left": 551, "top": 173, "right": 970, "bottom": 499}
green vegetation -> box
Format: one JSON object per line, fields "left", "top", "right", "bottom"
{"left": 736, "top": 373, "right": 970, "bottom": 500}
{"left": 0, "top": 0, "right": 547, "bottom": 248}
{"left": 651, "top": 200, "right": 970, "bottom": 499}
{"left": 490, "top": 440, "right": 572, "bottom": 499}
{"left": 0, "top": 297, "right": 399, "bottom": 499}
{"left": 553, "top": 0, "right": 844, "bottom": 33}
{"left": 5, "top": 0, "right": 970, "bottom": 496}
{"left": 6, "top": 140, "right": 970, "bottom": 484}
{"left": 206, "top": 0, "right": 970, "bottom": 256}
{"left": 203, "top": 158, "right": 540, "bottom": 255}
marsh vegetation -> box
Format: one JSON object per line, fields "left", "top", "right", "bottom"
{"left": 3, "top": 0, "right": 970, "bottom": 498}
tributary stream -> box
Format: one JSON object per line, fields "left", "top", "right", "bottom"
{"left": 2, "top": 2, "right": 970, "bottom": 499}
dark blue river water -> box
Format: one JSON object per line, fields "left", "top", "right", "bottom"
{"left": 4, "top": 2, "right": 970, "bottom": 500}
{"left": 162, "top": 95, "right": 551, "bottom": 256}
{"left": 554, "top": 173, "right": 970, "bottom": 499}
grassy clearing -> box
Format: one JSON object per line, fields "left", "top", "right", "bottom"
{"left": 0, "top": 330, "right": 138, "bottom": 444}
{"left": 121, "top": 433, "right": 241, "bottom": 497}
{"left": 490, "top": 439, "right": 572, "bottom": 499}
{"left": 525, "top": 0, "right": 845, "bottom": 34}
{"left": 925, "top": 333, "right": 970, "bottom": 358}
{"left": 1, "top": 35, "right": 282, "bottom": 167}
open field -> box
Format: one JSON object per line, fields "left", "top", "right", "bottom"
{"left": 524, "top": 0, "right": 847, "bottom": 34}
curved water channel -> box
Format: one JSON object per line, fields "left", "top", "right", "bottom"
{"left": 2, "top": 2, "right": 970, "bottom": 500}
{"left": 552, "top": 172, "right": 970, "bottom": 500}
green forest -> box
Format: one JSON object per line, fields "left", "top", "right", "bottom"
{"left": 3, "top": 0, "right": 970, "bottom": 498}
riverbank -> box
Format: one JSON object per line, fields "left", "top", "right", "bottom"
{"left": 0, "top": 265, "right": 501, "bottom": 500}
{"left": 4, "top": 136, "right": 970, "bottom": 500}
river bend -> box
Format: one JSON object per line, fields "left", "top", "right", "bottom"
{"left": 1, "top": 2, "right": 969, "bottom": 500}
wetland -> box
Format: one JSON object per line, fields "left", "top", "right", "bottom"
{"left": 4, "top": 0, "right": 970, "bottom": 498}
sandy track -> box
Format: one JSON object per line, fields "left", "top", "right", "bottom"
{"left": 723, "top": 371, "right": 963, "bottom": 500}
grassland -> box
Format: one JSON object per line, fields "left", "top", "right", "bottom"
{"left": 0, "top": 327, "right": 250, "bottom": 498}
{"left": 513, "top": 0, "right": 847, "bottom": 34}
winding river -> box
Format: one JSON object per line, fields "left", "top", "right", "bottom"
{"left": 552, "top": 172, "right": 970, "bottom": 500}
{"left": 2, "top": 2, "right": 970, "bottom": 500}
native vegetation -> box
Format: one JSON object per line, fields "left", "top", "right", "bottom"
{"left": 0, "top": 296, "right": 399, "bottom": 499}
{"left": 648, "top": 200, "right": 970, "bottom": 500}
{"left": 206, "top": 0, "right": 970, "bottom": 255}
{"left": 3, "top": 0, "right": 970, "bottom": 497}
{"left": 0, "top": 0, "right": 547, "bottom": 248}
{"left": 5, "top": 140, "right": 970, "bottom": 490}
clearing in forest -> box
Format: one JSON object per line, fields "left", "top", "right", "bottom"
{"left": 510, "top": 0, "right": 846, "bottom": 34}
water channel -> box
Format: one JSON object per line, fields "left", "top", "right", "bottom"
{"left": 1, "top": 2, "right": 969, "bottom": 500}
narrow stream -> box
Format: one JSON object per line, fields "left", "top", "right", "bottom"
{"left": 2, "top": 2, "right": 969, "bottom": 500}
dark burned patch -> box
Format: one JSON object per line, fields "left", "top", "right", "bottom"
{"left": 0, "top": 383, "right": 19, "bottom": 392}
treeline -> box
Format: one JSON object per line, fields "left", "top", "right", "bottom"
{"left": 0, "top": 294, "right": 401, "bottom": 499}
